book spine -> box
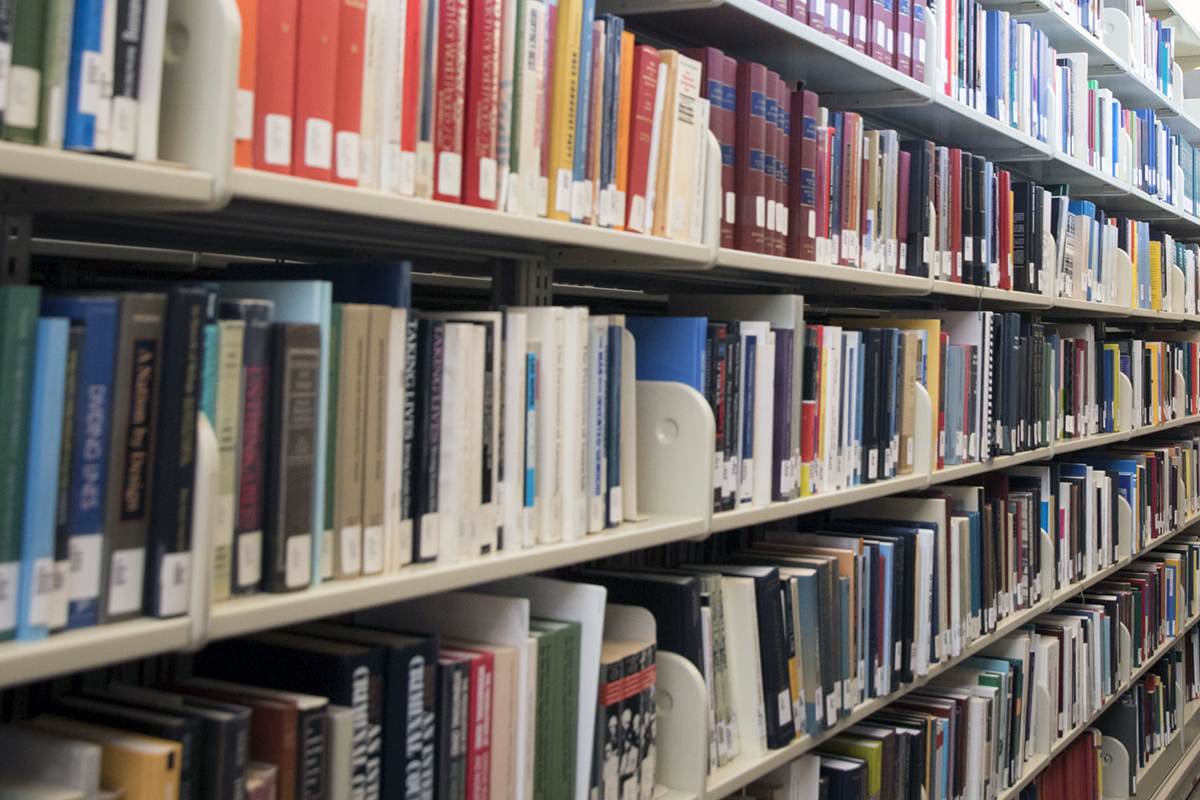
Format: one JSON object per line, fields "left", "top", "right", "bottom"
{"left": 613, "top": 30, "right": 635, "bottom": 229}
{"left": 297, "top": 705, "right": 329, "bottom": 800}
{"left": 63, "top": 0, "right": 103, "bottom": 149}
{"left": 227, "top": 303, "right": 272, "bottom": 596}
{"left": 398, "top": 317, "right": 418, "bottom": 565}
{"left": 361, "top": 307, "right": 390, "bottom": 575}
{"left": 333, "top": 0, "right": 367, "bottom": 184}
{"left": 2, "top": 0, "right": 47, "bottom": 142}
{"left": 232, "top": 0, "right": 258, "bottom": 165}
{"left": 605, "top": 324, "right": 621, "bottom": 526}
{"left": 100, "top": 293, "right": 166, "bottom": 624}
{"left": 333, "top": 305, "right": 369, "bottom": 578}
{"left": 146, "top": 288, "right": 207, "bottom": 618}
{"left": 252, "top": 0, "right": 300, "bottom": 171}
{"left": 291, "top": 0, "right": 339, "bottom": 181}
{"left": 465, "top": 0, "right": 503, "bottom": 208}
{"left": 413, "top": 319, "right": 444, "bottom": 562}
{"left": 47, "top": 321, "right": 83, "bottom": 632}
{"left": 106, "top": 0, "right": 142, "bottom": 156}
{"left": 912, "top": 0, "right": 927, "bottom": 81}
{"left": 772, "top": 328, "right": 794, "bottom": 502}
{"left": 735, "top": 61, "right": 767, "bottom": 253}
{"left": 570, "top": 0, "right": 597, "bottom": 223}
{"left": 623, "top": 46, "right": 659, "bottom": 234}
{"left": 211, "top": 321, "right": 242, "bottom": 602}
{"left": 431, "top": 0, "right": 468, "bottom": 201}
{"left": 545, "top": 0, "right": 581, "bottom": 220}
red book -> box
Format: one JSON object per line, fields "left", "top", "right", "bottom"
{"left": 851, "top": 0, "right": 870, "bottom": 54}
{"left": 895, "top": 0, "right": 913, "bottom": 74}
{"left": 768, "top": 72, "right": 784, "bottom": 256}
{"left": 624, "top": 46, "right": 661, "bottom": 234}
{"left": 869, "top": 0, "right": 889, "bottom": 65}
{"left": 788, "top": 90, "right": 817, "bottom": 261}
{"left": 777, "top": 78, "right": 789, "bottom": 256}
{"left": 949, "top": 148, "right": 962, "bottom": 282}
{"left": 332, "top": 0, "right": 367, "bottom": 185}
{"left": 734, "top": 61, "right": 768, "bottom": 253}
{"left": 816, "top": 123, "right": 829, "bottom": 261}
{"left": 443, "top": 648, "right": 494, "bottom": 800}
{"left": 839, "top": 112, "right": 860, "bottom": 267}
{"left": 762, "top": 72, "right": 777, "bottom": 256}
{"left": 896, "top": 149, "right": 911, "bottom": 272}
{"left": 253, "top": 0, "right": 300, "bottom": 174}
{"left": 999, "top": 169, "right": 1013, "bottom": 289}
{"left": 291, "top": 0, "right": 339, "bottom": 181}
{"left": 463, "top": 0, "right": 503, "bottom": 208}
{"left": 911, "top": 0, "right": 927, "bottom": 81}
{"left": 790, "top": 0, "right": 807, "bottom": 23}
{"left": 398, "top": 0, "right": 421, "bottom": 195}
{"left": 683, "top": 48, "right": 732, "bottom": 248}
{"left": 433, "top": 0, "right": 469, "bottom": 202}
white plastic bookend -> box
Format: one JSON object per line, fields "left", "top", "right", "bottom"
{"left": 1172, "top": 63, "right": 1185, "bottom": 106}
{"left": 1178, "top": 371, "right": 1187, "bottom": 420}
{"left": 1171, "top": 275, "right": 1185, "bottom": 316}
{"left": 653, "top": 651, "right": 710, "bottom": 800}
{"left": 703, "top": 130, "right": 722, "bottom": 265}
{"left": 915, "top": 383, "right": 933, "bottom": 477}
{"left": 1033, "top": 682, "right": 1053, "bottom": 757}
{"left": 1116, "top": 249, "right": 1134, "bottom": 310}
{"left": 1101, "top": 735, "right": 1132, "bottom": 800}
{"left": 1117, "top": 496, "right": 1132, "bottom": 562}
{"left": 636, "top": 381, "right": 715, "bottom": 526}
{"left": 1118, "top": 372, "right": 1133, "bottom": 433}
{"left": 186, "top": 412, "right": 218, "bottom": 650}
{"left": 1043, "top": 232, "right": 1058, "bottom": 299}
{"left": 1040, "top": 529, "right": 1055, "bottom": 608}
{"left": 159, "top": 0, "right": 241, "bottom": 208}
{"left": 1103, "top": 7, "right": 1134, "bottom": 67}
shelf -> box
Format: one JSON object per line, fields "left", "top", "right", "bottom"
{"left": 713, "top": 249, "right": 934, "bottom": 295}
{"left": 596, "top": 0, "right": 933, "bottom": 106}
{"left": 0, "top": 617, "right": 192, "bottom": 691}
{"left": 931, "top": 446, "right": 1056, "bottom": 484}
{"left": 208, "top": 512, "right": 706, "bottom": 641}
{"left": 930, "top": 281, "right": 1056, "bottom": 310}
{"left": 879, "top": 94, "right": 1054, "bottom": 161}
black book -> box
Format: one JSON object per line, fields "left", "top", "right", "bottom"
{"left": 706, "top": 322, "right": 727, "bottom": 513}
{"left": 817, "top": 755, "right": 867, "bottom": 800}
{"left": 681, "top": 562, "right": 796, "bottom": 747}
{"left": 290, "top": 622, "right": 440, "bottom": 800}
{"left": 51, "top": 321, "right": 86, "bottom": 632}
{"left": 145, "top": 286, "right": 210, "bottom": 616}
{"left": 109, "top": 0, "right": 144, "bottom": 157}
{"left": 400, "top": 317, "right": 418, "bottom": 544}
{"left": 772, "top": 328, "right": 794, "bottom": 502}
{"left": 861, "top": 329, "right": 882, "bottom": 483}
{"left": 435, "top": 653, "right": 471, "bottom": 800}
{"left": 972, "top": 155, "right": 988, "bottom": 287}
{"left": 1012, "top": 182, "right": 1033, "bottom": 293}
{"left": 961, "top": 151, "right": 975, "bottom": 286}
{"left": 898, "top": 140, "right": 935, "bottom": 277}
{"left": 878, "top": 328, "right": 896, "bottom": 479}
{"left": 575, "top": 568, "right": 704, "bottom": 672}
{"left": 263, "top": 323, "right": 320, "bottom": 593}
{"left": 724, "top": 320, "right": 740, "bottom": 512}
{"left": 219, "top": 298, "right": 274, "bottom": 596}
{"left": 51, "top": 694, "right": 201, "bottom": 800}
{"left": 94, "top": 684, "right": 252, "bottom": 800}
{"left": 194, "top": 631, "right": 387, "bottom": 800}
{"left": 413, "top": 318, "right": 444, "bottom": 563}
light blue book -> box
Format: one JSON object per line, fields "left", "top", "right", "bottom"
{"left": 217, "top": 281, "right": 332, "bottom": 586}
{"left": 200, "top": 323, "right": 219, "bottom": 423}
{"left": 17, "top": 318, "right": 70, "bottom": 641}
{"left": 571, "top": 0, "right": 597, "bottom": 222}
{"left": 876, "top": 541, "right": 894, "bottom": 686}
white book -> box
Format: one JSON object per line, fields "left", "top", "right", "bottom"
{"left": 503, "top": 311, "right": 528, "bottom": 550}
{"left": 723, "top": 576, "right": 768, "bottom": 758}
{"left": 133, "top": 0, "right": 167, "bottom": 161}
{"left": 560, "top": 308, "right": 588, "bottom": 541}
{"left": 0, "top": 726, "right": 101, "bottom": 800}
{"left": 438, "top": 323, "right": 467, "bottom": 562}
{"left": 586, "top": 316, "right": 608, "bottom": 534}
{"left": 463, "top": 324, "right": 486, "bottom": 557}
{"left": 512, "top": 307, "right": 565, "bottom": 542}
{"left": 358, "top": 0, "right": 385, "bottom": 187}
{"left": 326, "top": 705, "right": 355, "bottom": 800}
{"left": 378, "top": 0, "right": 406, "bottom": 193}
{"left": 688, "top": 97, "right": 711, "bottom": 244}
{"left": 822, "top": 326, "right": 842, "bottom": 492}
{"left": 524, "top": 635, "right": 538, "bottom": 800}
{"left": 752, "top": 327, "right": 775, "bottom": 508}
{"left": 524, "top": 341, "right": 541, "bottom": 547}
{"left": 515, "top": 0, "right": 546, "bottom": 215}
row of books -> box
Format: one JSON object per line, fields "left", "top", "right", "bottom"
{"left": 0, "top": 0, "right": 168, "bottom": 158}
{"left": 0, "top": 575, "right": 659, "bottom": 800}
{"left": 0, "top": 266, "right": 658, "bottom": 641}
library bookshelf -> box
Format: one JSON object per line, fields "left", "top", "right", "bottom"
{"left": 4, "top": 0, "right": 1200, "bottom": 797}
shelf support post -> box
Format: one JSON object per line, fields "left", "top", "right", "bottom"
{"left": 0, "top": 213, "right": 32, "bottom": 284}
{"left": 492, "top": 258, "right": 553, "bottom": 306}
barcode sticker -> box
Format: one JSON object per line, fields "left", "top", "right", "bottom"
{"left": 27, "top": 557, "right": 54, "bottom": 626}
{"left": 726, "top": 191, "right": 736, "bottom": 224}
{"left": 305, "top": 119, "right": 334, "bottom": 169}
{"left": 614, "top": 190, "right": 627, "bottom": 228}
{"left": 265, "top": 114, "right": 293, "bottom": 166}
{"left": 110, "top": 95, "right": 137, "bottom": 156}
{"left": 7, "top": 66, "right": 38, "bottom": 129}
{"left": 479, "top": 157, "right": 498, "bottom": 201}
{"left": 235, "top": 89, "right": 255, "bottom": 141}
{"left": 672, "top": 195, "right": 688, "bottom": 232}
{"left": 157, "top": 552, "right": 192, "bottom": 617}
{"left": 858, "top": 16, "right": 868, "bottom": 42}
{"left": 808, "top": 210, "right": 816, "bottom": 239}
{"left": 68, "top": 534, "right": 102, "bottom": 601}
{"left": 766, "top": 199, "right": 776, "bottom": 233}
{"left": 902, "top": 32, "right": 911, "bottom": 57}
{"left": 341, "top": 525, "right": 364, "bottom": 574}
{"left": 0, "top": 562, "right": 15, "bottom": 632}
{"left": 237, "top": 531, "right": 263, "bottom": 587}
{"left": 629, "top": 195, "right": 646, "bottom": 232}
{"left": 572, "top": 179, "right": 593, "bottom": 220}
{"left": 78, "top": 50, "right": 102, "bottom": 115}
{"left": 886, "top": 28, "right": 894, "bottom": 53}
{"left": 48, "top": 560, "right": 68, "bottom": 630}
{"left": 756, "top": 195, "right": 766, "bottom": 227}
{"left": 106, "top": 548, "right": 145, "bottom": 616}
{"left": 437, "top": 151, "right": 462, "bottom": 197}
{"left": 399, "top": 150, "right": 417, "bottom": 196}
{"left": 777, "top": 689, "right": 793, "bottom": 724}
{"left": 598, "top": 187, "right": 613, "bottom": 227}
{"left": 363, "top": 525, "right": 384, "bottom": 574}
{"left": 876, "top": 20, "right": 885, "bottom": 46}
{"left": 287, "top": 534, "right": 313, "bottom": 589}
{"left": 918, "top": 38, "right": 926, "bottom": 64}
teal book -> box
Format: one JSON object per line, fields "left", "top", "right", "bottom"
{"left": 0, "top": 285, "right": 42, "bottom": 641}
{"left": 200, "top": 323, "right": 219, "bottom": 422}
{"left": 16, "top": 317, "right": 69, "bottom": 641}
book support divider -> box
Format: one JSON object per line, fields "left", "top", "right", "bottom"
{"left": 635, "top": 381, "right": 717, "bottom": 525}
{"left": 654, "top": 652, "right": 710, "bottom": 800}
{"left": 1116, "top": 249, "right": 1134, "bottom": 310}
{"left": 1103, "top": 5, "right": 1135, "bottom": 68}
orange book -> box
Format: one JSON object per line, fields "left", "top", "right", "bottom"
{"left": 613, "top": 30, "right": 634, "bottom": 231}
{"left": 234, "top": 0, "right": 258, "bottom": 167}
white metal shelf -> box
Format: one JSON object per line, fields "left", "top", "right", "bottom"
{"left": 714, "top": 249, "right": 933, "bottom": 295}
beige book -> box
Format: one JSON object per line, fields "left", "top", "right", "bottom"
{"left": 899, "top": 330, "right": 918, "bottom": 475}
{"left": 211, "top": 319, "right": 245, "bottom": 602}
{"left": 333, "top": 304, "right": 370, "bottom": 579}
{"left": 384, "top": 308, "right": 410, "bottom": 572}
{"left": 26, "top": 717, "right": 181, "bottom": 800}
{"left": 863, "top": 130, "right": 881, "bottom": 272}
{"left": 325, "top": 706, "right": 354, "bottom": 800}
{"left": 361, "top": 305, "right": 391, "bottom": 576}
{"left": 524, "top": 636, "right": 539, "bottom": 800}
{"left": 652, "top": 51, "right": 702, "bottom": 241}
{"left": 445, "top": 639, "right": 521, "bottom": 800}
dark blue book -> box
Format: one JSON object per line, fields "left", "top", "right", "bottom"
{"left": 625, "top": 316, "right": 707, "bottom": 393}
{"left": 41, "top": 295, "right": 119, "bottom": 630}
{"left": 605, "top": 324, "right": 622, "bottom": 526}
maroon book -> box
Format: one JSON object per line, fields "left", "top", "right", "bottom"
{"left": 828, "top": 0, "right": 849, "bottom": 44}
{"left": 788, "top": 89, "right": 818, "bottom": 261}
{"left": 722, "top": 56, "right": 738, "bottom": 249}
{"left": 895, "top": 0, "right": 913, "bottom": 75}
{"left": 735, "top": 62, "right": 768, "bottom": 253}
{"left": 870, "top": 0, "right": 891, "bottom": 66}
{"left": 911, "top": 0, "right": 927, "bottom": 81}
{"left": 776, "top": 78, "right": 790, "bottom": 257}
{"left": 851, "top": 0, "right": 870, "bottom": 54}
{"left": 684, "top": 47, "right": 735, "bottom": 249}
{"left": 896, "top": 150, "right": 911, "bottom": 273}
{"left": 767, "top": 72, "right": 782, "bottom": 256}
{"left": 790, "top": 0, "right": 807, "bottom": 23}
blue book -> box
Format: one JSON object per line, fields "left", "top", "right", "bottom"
{"left": 200, "top": 323, "right": 219, "bottom": 422}
{"left": 830, "top": 114, "right": 844, "bottom": 252}
{"left": 793, "top": 568, "right": 823, "bottom": 734}
{"left": 217, "top": 281, "right": 332, "bottom": 586}
{"left": 16, "top": 318, "right": 70, "bottom": 641}
{"left": 624, "top": 317, "right": 707, "bottom": 393}
{"left": 227, "top": 261, "right": 412, "bottom": 309}
{"left": 875, "top": 540, "right": 895, "bottom": 683}
{"left": 63, "top": 0, "right": 105, "bottom": 149}
{"left": 605, "top": 325, "right": 621, "bottom": 525}
{"left": 599, "top": 15, "right": 622, "bottom": 217}
{"left": 571, "top": 0, "right": 597, "bottom": 222}
{"left": 985, "top": 11, "right": 1001, "bottom": 120}
{"left": 41, "top": 295, "right": 119, "bottom": 629}
{"left": 945, "top": 345, "right": 966, "bottom": 466}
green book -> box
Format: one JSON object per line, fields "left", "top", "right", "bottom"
{"left": 0, "top": 285, "right": 42, "bottom": 641}
{"left": 1, "top": 0, "right": 47, "bottom": 142}
{"left": 37, "top": 0, "right": 74, "bottom": 146}
{"left": 531, "top": 618, "right": 581, "bottom": 800}
{"left": 322, "top": 304, "right": 341, "bottom": 580}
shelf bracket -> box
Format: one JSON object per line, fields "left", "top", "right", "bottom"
{"left": 0, "top": 213, "right": 31, "bottom": 285}
{"left": 493, "top": 258, "right": 554, "bottom": 306}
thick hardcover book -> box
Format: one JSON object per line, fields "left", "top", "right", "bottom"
{"left": 735, "top": 61, "right": 768, "bottom": 253}
{"left": 41, "top": 295, "right": 116, "bottom": 629}
{"left": 441, "top": 647, "right": 494, "bottom": 800}
{"left": 331, "top": 0, "right": 367, "bottom": 184}
{"left": 413, "top": 318, "right": 444, "bottom": 562}
{"left": 146, "top": 287, "right": 208, "bottom": 617}
{"left": 220, "top": 299, "right": 273, "bottom": 596}
{"left": 464, "top": 0, "right": 503, "bottom": 208}
{"left": 623, "top": 45, "right": 660, "bottom": 234}
{"left": 898, "top": 140, "right": 933, "bottom": 277}
{"left": 262, "top": 323, "right": 321, "bottom": 592}
{"left": 291, "top": 0, "right": 338, "bottom": 180}
{"left": 576, "top": 569, "right": 703, "bottom": 672}
{"left": 432, "top": 0, "right": 468, "bottom": 201}
{"left": 895, "top": 0, "right": 913, "bottom": 75}
{"left": 436, "top": 653, "right": 471, "bottom": 800}
{"left": 331, "top": 305, "right": 368, "bottom": 578}
{"left": 911, "top": 0, "right": 927, "bottom": 81}
{"left": 252, "top": 0, "right": 299, "bottom": 171}
{"left": 684, "top": 47, "right": 733, "bottom": 248}
{"left": 99, "top": 293, "right": 166, "bottom": 624}
{"left": 789, "top": 90, "right": 818, "bottom": 262}
{"left": 773, "top": 328, "right": 795, "bottom": 501}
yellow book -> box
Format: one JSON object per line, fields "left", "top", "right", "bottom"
{"left": 546, "top": 0, "right": 583, "bottom": 221}
{"left": 26, "top": 717, "right": 182, "bottom": 800}
{"left": 1150, "top": 240, "right": 1163, "bottom": 311}
{"left": 613, "top": 30, "right": 635, "bottom": 231}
